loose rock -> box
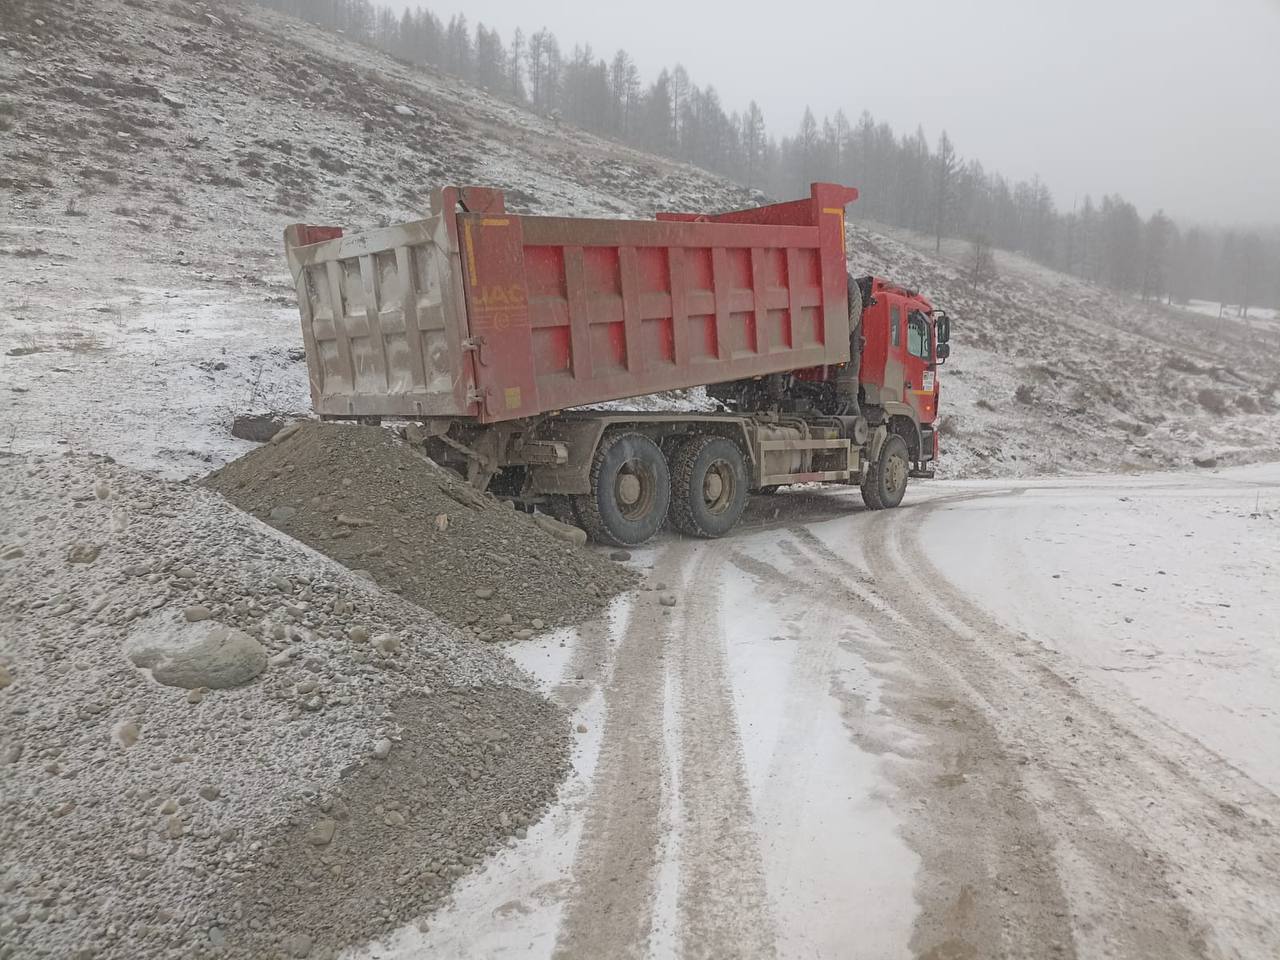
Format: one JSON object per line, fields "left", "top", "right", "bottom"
{"left": 533, "top": 514, "right": 588, "bottom": 548}
{"left": 136, "top": 625, "right": 269, "bottom": 689}
{"left": 270, "top": 421, "right": 305, "bottom": 445}
{"left": 67, "top": 541, "right": 101, "bottom": 564}
{"left": 305, "top": 818, "right": 337, "bottom": 846}
{"left": 372, "top": 633, "right": 401, "bottom": 655}
{"left": 112, "top": 719, "right": 140, "bottom": 748}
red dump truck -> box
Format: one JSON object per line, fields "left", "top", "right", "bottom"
{"left": 283, "top": 183, "right": 951, "bottom": 545}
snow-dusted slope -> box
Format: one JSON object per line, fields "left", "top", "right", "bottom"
{"left": 848, "top": 224, "right": 1280, "bottom": 477}
{"left": 2, "top": 0, "right": 1277, "bottom": 479}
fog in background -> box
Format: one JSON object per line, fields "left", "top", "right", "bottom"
{"left": 382, "top": 0, "right": 1280, "bottom": 226}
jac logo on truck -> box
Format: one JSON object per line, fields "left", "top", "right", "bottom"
{"left": 472, "top": 284, "right": 529, "bottom": 332}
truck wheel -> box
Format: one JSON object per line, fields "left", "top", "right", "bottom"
{"left": 860, "top": 435, "right": 910, "bottom": 510}
{"left": 574, "top": 432, "right": 670, "bottom": 546}
{"left": 668, "top": 436, "right": 748, "bottom": 538}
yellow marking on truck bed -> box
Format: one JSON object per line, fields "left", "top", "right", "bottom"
{"left": 480, "top": 218, "right": 510, "bottom": 227}
{"left": 464, "top": 220, "right": 477, "bottom": 286}
{"left": 822, "top": 207, "right": 847, "bottom": 239}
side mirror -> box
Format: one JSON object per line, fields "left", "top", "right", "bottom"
{"left": 936, "top": 342, "right": 951, "bottom": 362}
{"left": 936, "top": 313, "right": 951, "bottom": 344}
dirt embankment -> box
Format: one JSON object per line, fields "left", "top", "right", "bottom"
{"left": 202, "top": 422, "right": 635, "bottom": 637}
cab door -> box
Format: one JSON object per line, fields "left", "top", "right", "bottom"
{"left": 881, "top": 299, "right": 906, "bottom": 406}
{"left": 903, "top": 310, "right": 937, "bottom": 425}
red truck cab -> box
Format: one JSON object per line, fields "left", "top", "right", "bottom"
{"left": 857, "top": 278, "right": 951, "bottom": 470}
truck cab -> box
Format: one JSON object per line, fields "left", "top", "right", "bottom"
{"left": 856, "top": 278, "right": 951, "bottom": 473}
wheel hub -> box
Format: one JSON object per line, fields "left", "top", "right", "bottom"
{"left": 886, "top": 455, "right": 907, "bottom": 492}
{"left": 703, "top": 471, "right": 724, "bottom": 502}
{"left": 617, "top": 472, "right": 642, "bottom": 506}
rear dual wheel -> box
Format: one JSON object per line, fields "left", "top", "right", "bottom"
{"left": 667, "top": 436, "right": 749, "bottom": 538}
{"left": 571, "top": 432, "right": 750, "bottom": 545}
{"left": 573, "top": 432, "right": 671, "bottom": 547}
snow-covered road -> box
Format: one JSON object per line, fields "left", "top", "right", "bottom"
{"left": 352, "top": 466, "right": 1280, "bottom": 960}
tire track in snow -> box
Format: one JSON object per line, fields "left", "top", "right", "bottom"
{"left": 742, "top": 529, "right": 1078, "bottom": 960}
{"left": 807, "top": 516, "right": 1221, "bottom": 958}
{"left": 725, "top": 545, "right": 918, "bottom": 959}
{"left": 672, "top": 542, "right": 779, "bottom": 960}
{"left": 867, "top": 502, "right": 1280, "bottom": 958}
{"left": 551, "top": 543, "right": 685, "bottom": 960}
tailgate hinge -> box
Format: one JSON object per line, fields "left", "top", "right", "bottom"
{"left": 461, "top": 336, "right": 488, "bottom": 366}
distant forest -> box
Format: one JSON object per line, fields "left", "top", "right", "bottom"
{"left": 256, "top": 0, "right": 1280, "bottom": 315}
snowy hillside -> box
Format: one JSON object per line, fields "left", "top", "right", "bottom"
{"left": 2, "top": 0, "right": 1278, "bottom": 480}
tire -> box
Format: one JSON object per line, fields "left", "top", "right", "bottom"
{"left": 668, "top": 436, "right": 749, "bottom": 538}
{"left": 573, "top": 432, "right": 670, "bottom": 546}
{"left": 860, "top": 434, "right": 910, "bottom": 510}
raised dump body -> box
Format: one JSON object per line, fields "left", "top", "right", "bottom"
{"left": 284, "top": 183, "right": 858, "bottom": 424}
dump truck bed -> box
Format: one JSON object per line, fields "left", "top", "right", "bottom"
{"left": 284, "top": 183, "right": 858, "bottom": 424}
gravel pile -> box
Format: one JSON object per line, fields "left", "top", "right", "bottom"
{"left": 202, "top": 422, "right": 635, "bottom": 636}
{"left": 0, "top": 452, "right": 570, "bottom": 960}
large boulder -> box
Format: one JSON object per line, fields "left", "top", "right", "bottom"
{"left": 131, "top": 625, "right": 268, "bottom": 689}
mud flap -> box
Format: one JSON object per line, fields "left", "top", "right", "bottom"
{"left": 863, "top": 425, "right": 889, "bottom": 477}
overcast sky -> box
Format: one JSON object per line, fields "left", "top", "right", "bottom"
{"left": 383, "top": 0, "right": 1280, "bottom": 226}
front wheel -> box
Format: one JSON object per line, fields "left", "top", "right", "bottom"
{"left": 573, "top": 432, "right": 671, "bottom": 546}
{"left": 668, "top": 436, "right": 749, "bottom": 538}
{"left": 860, "top": 434, "right": 910, "bottom": 510}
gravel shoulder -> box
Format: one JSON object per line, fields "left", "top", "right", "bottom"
{"left": 0, "top": 451, "right": 570, "bottom": 959}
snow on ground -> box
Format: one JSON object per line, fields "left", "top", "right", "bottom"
{"left": 924, "top": 463, "right": 1280, "bottom": 793}
{"left": 1184, "top": 298, "right": 1279, "bottom": 328}
{"left": 337, "top": 462, "right": 1280, "bottom": 958}
{"left": 351, "top": 532, "right": 919, "bottom": 960}
{"left": 2, "top": 275, "right": 308, "bottom": 477}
